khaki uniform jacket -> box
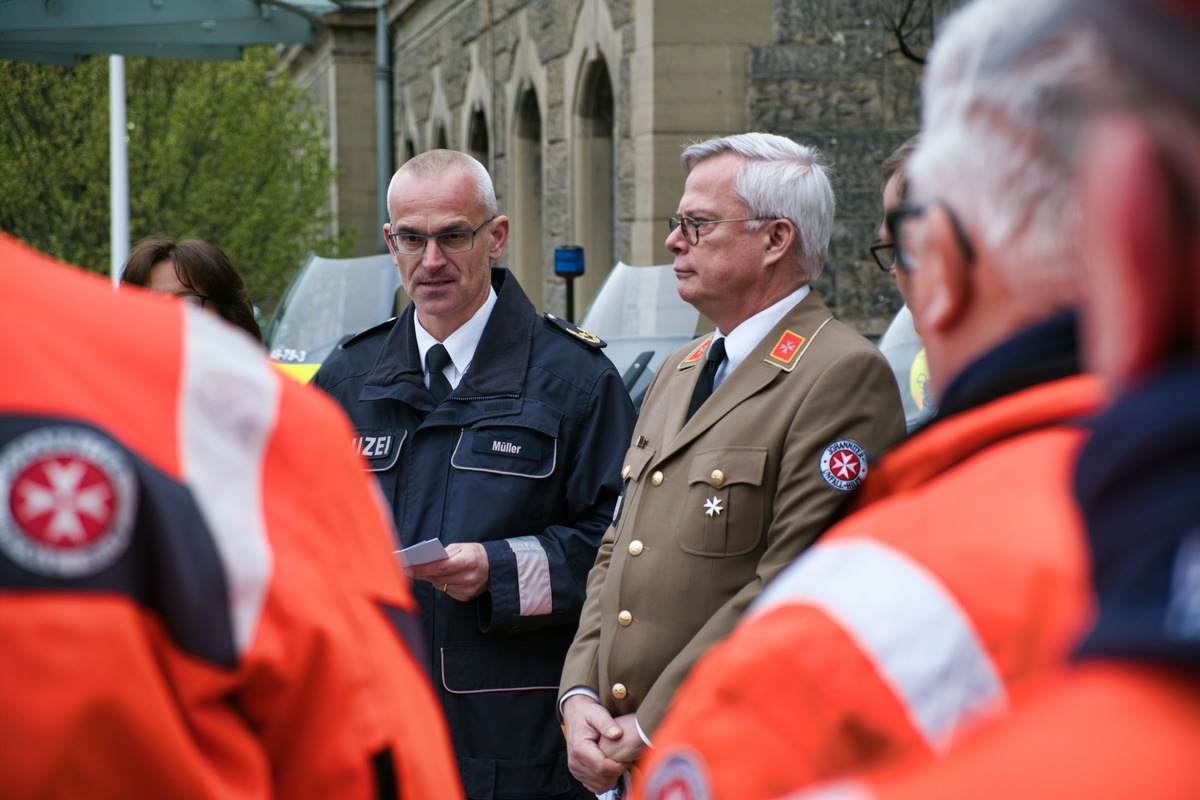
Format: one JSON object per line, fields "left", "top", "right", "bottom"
{"left": 559, "top": 289, "right": 906, "bottom": 733}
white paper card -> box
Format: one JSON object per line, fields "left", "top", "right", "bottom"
{"left": 395, "top": 538, "right": 449, "bottom": 567}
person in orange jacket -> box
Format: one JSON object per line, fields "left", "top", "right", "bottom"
{"left": 784, "top": 663, "right": 1200, "bottom": 800}
{"left": 783, "top": 0, "right": 1200, "bottom": 797}
{"left": 0, "top": 233, "right": 463, "bottom": 799}
{"left": 634, "top": 1, "right": 1112, "bottom": 797}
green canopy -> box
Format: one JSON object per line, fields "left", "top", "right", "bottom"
{"left": 0, "top": 0, "right": 338, "bottom": 65}
{"left": 0, "top": 0, "right": 345, "bottom": 280}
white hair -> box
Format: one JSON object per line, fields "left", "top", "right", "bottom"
{"left": 910, "top": 0, "right": 1117, "bottom": 308}
{"left": 681, "top": 132, "right": 836, "bottom": 283}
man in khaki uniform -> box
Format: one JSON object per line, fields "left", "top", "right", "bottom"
{"left": 560, "top": 132, "right": 906, "bottom": 794}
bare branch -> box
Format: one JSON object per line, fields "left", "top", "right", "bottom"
{"left": 875, "top": 0, "right": 937, "bottom": 65}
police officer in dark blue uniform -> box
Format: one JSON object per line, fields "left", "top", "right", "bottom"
{"left": 314, "top": 149, "right": 636, "bottom": 800}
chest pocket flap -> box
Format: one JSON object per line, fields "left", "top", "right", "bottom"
{"left": 686, "top": 447, "right": 767, "bottom": 488}
{"left": 450, "top": 408, "right": 561, "bottom": 479}
{"left": 681, "top": 447, "right": 769, "bottom": 557}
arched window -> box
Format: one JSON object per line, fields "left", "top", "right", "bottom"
{"left": 467, "top": 104, "right": 490, "bottom": 168}
{"left": 572, "top": 57, "right": 615, "bottom": 315}
{"left": 510, "top": 86, "right": 544, "bottom": 305}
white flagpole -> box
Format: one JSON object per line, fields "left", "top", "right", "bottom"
{"left": 110, "top": 55, "right": 129, "bottom": 287}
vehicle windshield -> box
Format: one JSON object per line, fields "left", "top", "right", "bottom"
{"left": 580, "top": 261, "right": 703, "bottom": 410}
{"left": 877, "top": 303, "right": 935, "bottom": 431}
{"left": 264, "top": 252, "right": 403, "bottom": 382}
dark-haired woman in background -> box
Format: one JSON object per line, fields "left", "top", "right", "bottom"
{"left": 122, "top": 236, "right": 262, "bottom": 342}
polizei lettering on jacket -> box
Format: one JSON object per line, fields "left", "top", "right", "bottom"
{"left": 353, "top": 435, "right": 393, "bottom": 458}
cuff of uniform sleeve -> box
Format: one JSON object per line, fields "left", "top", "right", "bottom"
{"left": 477, "top": 539, "right": 509, "bottom": 632}
{"left": 558, "top": 686, "right": 600, "bottom": 719}
{"left": 635, "top": 716, "right": 652, "bottom": 747}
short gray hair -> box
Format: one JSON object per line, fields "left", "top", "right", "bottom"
{"left": 681, "top": 132, "right": 835, "bottom": 283}
{"left": 389, "top": 149, "right": 499, "bottom": 218}
{"left": 910, "top": 0, "right": 1119, "bottom": 309}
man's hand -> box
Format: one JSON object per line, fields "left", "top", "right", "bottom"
{"left": 563, "top": 694, "right": 630, "bottom": 793}
{"left": 408, "top": 542, "right": 489, "bottom": 601}
{"left": 596, "top": 713, "right": 645, "bottom": 764}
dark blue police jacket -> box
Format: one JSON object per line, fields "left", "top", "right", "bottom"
{"left": 314, "top": 267, "right": 636, "bottom": 799}
{"left": 1074, "top": 363, "right": 1200, "bottom": 672}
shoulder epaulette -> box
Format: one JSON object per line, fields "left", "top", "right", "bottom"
{"left": 339, "top": 316, "right": 398, "bottom": 349}
{"left": 543, "top": 313, "right": 607, "bottom": 350}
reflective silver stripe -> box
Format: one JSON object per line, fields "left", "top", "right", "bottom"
{"left": 752, "top": 538, "right": 1007, "bottom": 751}
{"left": 181, "top": 311, "right": 277, "bottom": 656}
{"left": 1166, "top": 527, "right": 1200, "bottom": 640}
{"left": 783, "top": 779, "right": 875, "bottom": 800}
{"left": 508, "top": 535, "right": 552, "bottom": 616}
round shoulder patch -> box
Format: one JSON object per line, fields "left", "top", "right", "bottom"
{"left": 819, "top": 439, "right": 868, "bottom": 491}
{"left": 0, "top": 426, "right": 137, "bottom": 578}
{"left": 644, "top": 748, "right": 713, "bottom": 800}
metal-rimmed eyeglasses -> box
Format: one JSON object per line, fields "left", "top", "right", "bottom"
{"left": 885, "top": 201, "right": 976, "bottom": 271}
{"left": 387, "top": 215, "right": 496, "bottom": 256}
{"left": 869, "top": 240, "right": 897, "bottom": 272}
{"left": 667, "top": 215, "right": 772, "bottom": 246}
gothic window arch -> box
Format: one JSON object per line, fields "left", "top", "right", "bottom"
{"left": 572, "top": 56, "right": 615, "bottom": 313}
{"left": 510, "top": 84, "right": 544, "bottom": 303}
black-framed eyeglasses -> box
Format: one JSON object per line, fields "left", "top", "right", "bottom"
{"left": 869, "top": 240, "right": 897, "bottom": 272}
{"left": 175, "top": 291, "right": 211, "bottom": 309}
{"left": 667, "top": 215, "right": 772, "bottom": 246}
{"left": 885, "top": 201, "right": 976, "bottom": 271}
{"left": 387, "top": 215, "right": 496, "bottom": 256}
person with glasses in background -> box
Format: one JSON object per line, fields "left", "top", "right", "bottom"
{"left": 633, "top": 2, "right": 1108, "bottom": 796}
{"left": 313, "top": 149, "right": 636, "bottom": 800}
{"left": 872, "top": 135, "right": 936, "bottom": 431}
{"left": 121, "top": 236, "right": 262, "bottom": 342}
{"left": 559, "top": 132, "right": 905, "bottom": 797}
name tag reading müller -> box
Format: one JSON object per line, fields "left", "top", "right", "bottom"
{"left": 473, "top": 432, "right": 540, "bottom": 460}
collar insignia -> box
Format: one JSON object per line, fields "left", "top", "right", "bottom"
{"left": 680, "top": 336, "right": 714, "bottom": 368}
{"left": 767, "top": 330, "right": 805, "bottom": 365}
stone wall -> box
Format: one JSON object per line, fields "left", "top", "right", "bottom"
{"left": 288, "top": 0, "right": 960, "bottom": 335}
{"left": 752, "top": 1, "right": 926, "bottom": 334}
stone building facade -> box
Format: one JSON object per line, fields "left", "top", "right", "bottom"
{"left": 283, "top": 0, "right": 947, "bottom": 336}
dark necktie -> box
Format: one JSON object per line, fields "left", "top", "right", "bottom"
{"left": 686, "top": 337, "right": 726, "bottom": 421}
{"left": 426, "top": 343, "right": 453, "bottom": 404}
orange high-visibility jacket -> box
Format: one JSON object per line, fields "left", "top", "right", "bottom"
{"left": 786, "top": 662, "right": 1200, "bottom": 800}
{"left": 0, "top": 235, "right": 462, "bottom": 800}
{"left": 636, "top": 374, "right": 1102, "bottom": 800}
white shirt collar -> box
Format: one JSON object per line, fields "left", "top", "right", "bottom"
{"left": 713, "top": 283, "right": 810, "bottom": 388}
{"left": 414, "top": 286, "right": 498, "bottom": 388}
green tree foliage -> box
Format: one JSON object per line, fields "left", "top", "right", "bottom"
{"left": 0, "top": 48, "right": 354, "bottom": 314}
